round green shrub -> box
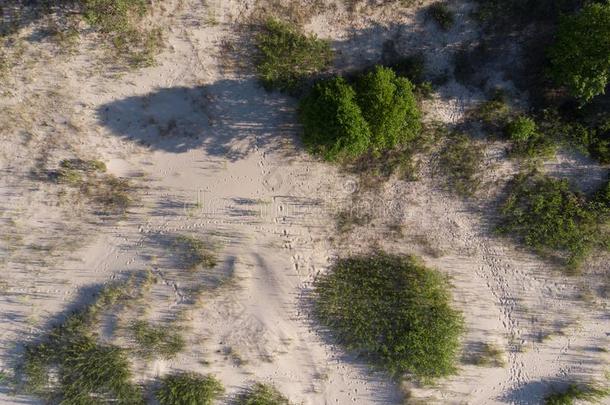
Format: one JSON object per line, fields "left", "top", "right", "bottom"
{"left": 298, "top": 77, "right": 372, "bottom": 161}
{"left": 356, "top": 66, "right": 421, "bottom": 151}
{"left": 156, "top": 372, "right": 224, "bottom": 405}
{"left": 314, "top": 252, "right": 464, "bottom": 379}
{"left": 548, "top": 3, "right": 610, "bottom": 103}
{"left": 506, "top": 116, "right": 537, "bottom": 142}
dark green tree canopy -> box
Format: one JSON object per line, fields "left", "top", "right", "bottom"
{"left": 548, "top": 2, "right": 610, "bottom": 103}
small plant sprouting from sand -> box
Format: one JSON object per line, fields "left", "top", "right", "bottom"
{"left": 544, "top": 382, "right": 610, "bottom": 405}
{"left": 314, "top": 252, "right": 464, "bottom": 380}
{"left": 130, "top": 320, "right": 185, "bottom": 360}
{"left": 173, "top": 235, "right": 218, "bottom": 271}
{"left": 237, "top": 383, "right": 291, "bottom": 405}
{"left": 155, "top": 372, "right": 224, "bottom": 405}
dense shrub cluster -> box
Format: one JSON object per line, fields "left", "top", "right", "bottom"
{"left": 548, "top": 3, "right": 610, "bottom": 103}
{"left": 505, "top": 115, "right": 556, "bottom": 158}
{"left": 498, "top": 171, "right": 609, "bottom": 269}
{"left": 299, "top": 66, "right": 421, "bottom": 161}
{"left": 314, "top": 252, "right": 463, "bottom": 379}
{"left": 156, "top": 372, "right": 224, "bottom": 405}
{"left": 255, "top": 18, "right": 333, "bottom": 93}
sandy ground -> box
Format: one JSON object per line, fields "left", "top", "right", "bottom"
{"left": 0, "top": 0, "right": 608, "bottom": 404}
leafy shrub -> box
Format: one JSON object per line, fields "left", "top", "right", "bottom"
{"left": 355, "top": 66, "right": 421, "bottom": 151}
{"left": 299, "top": 67, "right": 421, "bottom": 161}
{"left": 437, "top": 133, "right": 485, "bottom": 196}
{"left": 255, "top": 18, "right": 333, "bottom": 93}
{"left": 427, "top": 2, "right": 455, "bottom": 31}
{"left": 131, "top": 320, "right": 185, "bottom": 359}
{"left": 314, "top": 252, "right": 464, "bottom": 379}
{"left": 156, "top": 372, "right": 224, "bottom": 405}
{"left": 498, "top": 171, "right": 606, "bottom": 268}
{"left": 299, "top": 77, "right": 371, "bottom": 161}
{"left": 505, "top": 116, "right": 556, "bottom": 158}
{"left": 544, "top": 383, "right": 610, "bottom": 405}
{"left": 548, "top": 3, "right": 610, "bottom": 103}
{"left": 237, "top": 383, "right": 291, "bottom": 405}
{"left": 506, "top": 116, "right": 537, "bottom": 142}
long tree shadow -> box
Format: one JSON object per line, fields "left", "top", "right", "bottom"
{"left": 97, "top": 79, "right": 300, "bottom": 161}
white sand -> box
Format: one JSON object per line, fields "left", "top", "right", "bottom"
{"left": 0, "top": 0, "right": 608, "bottom": 404}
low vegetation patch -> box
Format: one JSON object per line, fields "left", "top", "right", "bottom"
{"left": 437, "top": 133, "right": 485, "bottom": 196}
{"left": 465, "top": 342, "right": 506, "bottom": 367}
{"left": 173, "top": 235, "right": 218, "bottom": 271}
{"left": 156, "top": 372, "right": 224, "bottom": 405}
{"left": 237, "top": 383, "right": 291, "bottom": 405}
{"left": 51, "top": 158, "right": 134, "bottom": 215}
{"left": 255, "top": 18, "right": 333, "bottom": 93}
{"left": 130, "top": 320, "right": 185, "bottom": 359}
{"left": 498, "top": 171, "right": 609, "bottom": 269}
{"left": 427, "top": 2, "right": 454, "bottom": 31}
{"left": 314, "top": 252, "right": 464, "bottom": 379}
{"left": 505, "top": 115, "right": 555, "bottom": 158}
{"left": 544, "top": 383, "right": 610, "bottom": 405}
{"left": 299, "top": 66, "right": 421, "bottom": 162}
{"left": 19, "top": 282, "right": 143, "bottom": 404}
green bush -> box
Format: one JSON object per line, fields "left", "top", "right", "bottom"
{"left": 506, "top": 116, "right": 537, "bottom": 142}
{"left": 314, "top": 252, "right": 463, "bottom": 379}
{"left": 299, "top": 77, "right": 371, "bottom": 161}
{"left": 255, "top": 18, "right": 333, "bottom": 93}
{"left": 427, "top": 2, "right": 455, "bottom": 31}
{"left": 356, "top": 66, "right": 421, "bottom": 151}
{"left": 548, "top": 3, "right": 610, "bottom": 103}
{"left": 237, "top": 383, "right": 291, "bottom": 405}
{"left": 505, "top": 116, "right": 556, "bottom": 158}
{"left": 498, "top": 171, "right": 606, "bottom": 268}
{"left": 156, "top": 372, "right": 224, "bottom": 405}
{"left": 299, "top": 67, "right": 421, "bottom": 161}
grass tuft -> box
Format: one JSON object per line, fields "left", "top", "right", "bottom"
{"left": 255, "top": 18, "right": 333, "bottom": 94}
{"left": 315, "top": 252, "right": 464, "bottom": 380}
{"left": 130, "top": 320, "right": 185, "bottom": 359}
{"left": 237, "top": 383, "right": 291, "bottom": 405}
{"left": 156, "top": 372, "right": 224, "bottom": 405}
{"left": 173, "top": 235, "right": 218, "bottom": 271}
{"left": 498, "top": 171, "right": 609, "bottom": 269}
{"left": 437, "top": 133, "right": 485, "bottom": 196}
{"left": 427, "top": 3, "right": 455, "bottom": 31}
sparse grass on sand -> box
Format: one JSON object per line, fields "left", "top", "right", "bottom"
{"left": 314, "top": 252, "right": 463, "bottom": 380}
{"left": 19, "top": 282, "right": 143, "bottom": 404}
{"left": 173, "top": 235, "right": 218, "bottom": 271}
{"left": 436, "top": 133, "right": 485, "bottom": 197}
{"left": 237, "top": 383, "right": 291, "bottom": 405}
{"left": 544, "top": 383, "right": 610, "bottom": 405}
{"left": 130, "top": 320, "right": 185, "bottom": 359}
{"left": 156, "top": 372, "right": 224, "bottom": 405}
{"left": 52, "top": 158, "right": 134, "bottom": 215}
